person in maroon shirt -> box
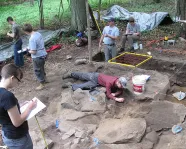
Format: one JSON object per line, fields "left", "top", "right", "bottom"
{"left": 62, "top": 72, "right": 127, "bottom": 102}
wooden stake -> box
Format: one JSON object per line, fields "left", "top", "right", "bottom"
{"left": 85, "top": 0, "right": 92, "bottom": 62}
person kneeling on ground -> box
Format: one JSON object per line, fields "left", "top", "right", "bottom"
{"left": 75, "top": 32, "right": 88, "bottom": 47}
{"left": 62, "top": 72, "right": 127, "bottom": 102}
{"left": 120, "top": 17, "right": 140, "bottom": 53}
{"left": 0, "top": 64, "right": 37, "bottom": 149}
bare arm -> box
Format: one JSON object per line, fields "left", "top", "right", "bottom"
{"left": 99, "top": 34, "right": 104, "bottom": 46}
{"left": 28, "top": 50, "right": 37, "bottom": 54}
{"left": 106, "top": 34, "right": 119, "bottom": 40}
{"left": 112, "top": 90, "right": 123, "bottom": 97}
{"left": 7, "top": 32, "right": 15, "bottom": 38}
{"left": 8, "top": 100, "right": 37, "bottom": 127}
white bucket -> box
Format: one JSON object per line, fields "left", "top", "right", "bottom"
{"left": 132, "top": 75, "right": 146, "bottom": 95}
{"left": 133, "top": 42, "right": 139, "bottom": 50}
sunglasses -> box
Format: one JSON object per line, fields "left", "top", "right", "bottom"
{"left": 14, "top": 76, "right": 21, "bottom": 82}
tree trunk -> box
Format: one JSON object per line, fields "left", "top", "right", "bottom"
{"left": 98, "top": 0, "right": 101, "bottom": 22}
{"left": 39, "top": 0, "right": 44, "bottom": 29}
{"left": 86, "top": 0, "right": 92, "bottom": 62}
{"left": 70, "top": 0, "right": 87, "bottom": 32}
{"left": 176, "top": 0, "right": 186, "bottom": 38}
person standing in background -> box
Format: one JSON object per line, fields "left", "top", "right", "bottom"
{"left": 99, "top": 18, "right": 119, "bottom": 62}
{"left": 7, "top": 17, "right": 24, "bottom": 67}
{"left": 23, "top": 24, "right": 47, "bottom": 90}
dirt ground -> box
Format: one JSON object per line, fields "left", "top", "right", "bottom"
{"left": 1, "top": 22, "right": 186, "bottom": 148}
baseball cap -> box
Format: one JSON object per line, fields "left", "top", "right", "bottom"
{"left": 108, "top": 18, "right": 115, "bottom": 22}
{"left": 119, "top": 77, "right": 127, "bottom": 88}
{"left": 77, "top": 32, "right": 83, "bottom": 37}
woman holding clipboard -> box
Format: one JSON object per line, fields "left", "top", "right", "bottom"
{"left": 0, "top": 64, "right": 37, "bottom": 149}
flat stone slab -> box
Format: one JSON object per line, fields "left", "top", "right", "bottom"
{"left": 155, "top": 130, "right": 186, "bottom": 149}
{"left": 144, "top": 101, "right": 186, "bottom": 131}
{"left": 30, "top": 131, "right": 54, "bottom": 149}
{"left": 94, "top": 118, "right": 146, "bottom": 144}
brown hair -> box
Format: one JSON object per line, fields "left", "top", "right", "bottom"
{"left": 22, "top": 24, "right": 33, "bottom": 33}
{"left": 1, "top": 64, "right": 23, "bottom": 80}
{"left": 7, "top": 16, "right": 13, "bottom": 22}
{"left": 128, "top": 17, "right": 135, "bottom": 22}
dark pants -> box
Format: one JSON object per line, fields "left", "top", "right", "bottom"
{"left": 13, "top": 39, "right": 24, "bottom": 67}
{"left": 121, "top": 34, "right": 140, "bottom": 49}
{"left": 71, "top": 72, "right": 99, "bottom": 91}
{"left": 32, "top": 57, "right": 46, "bottom": 83}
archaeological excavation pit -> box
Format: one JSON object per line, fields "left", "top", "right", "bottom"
{"left": 109, "top": 52, "right": 152, "bottom": 67}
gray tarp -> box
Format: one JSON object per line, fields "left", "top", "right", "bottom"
{"left": 102, "top": 5, "right": 173, "bottom": 32}
{"left": 0, "top": 29, "right": 65, "bottom": 62}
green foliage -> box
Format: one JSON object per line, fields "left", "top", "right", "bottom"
{"left": 0, "top": 0, "right": 176, "bottom": 36}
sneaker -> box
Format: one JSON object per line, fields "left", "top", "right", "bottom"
{"left": 61, "top": 82, "right": 72, "bottom": 89}
{"left": 62, "top": 71, "right": 72, "bottom": 79}
{"left": 35, "top": 83, "right": 45, "bottom": 90}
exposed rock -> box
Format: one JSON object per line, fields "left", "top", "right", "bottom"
{"left": 62, "top": 129, "right": 76, "bottom": 140}
{"left": 47, "top": 102, "right": 58, "bottom": 115}
{"left": 73, "top": 138, "right": 80, "bottom": 144}
{"left": 144, "top": 101, "right": 186, "bottom": 131}
{"left": 61, "top": 109, "right": 95, "bottom": 121}
{"left": 75, "top": 130, "right": 87, "bottom": 138}
{"left": 63, "top": 142, "right": 72, "bottom": 149}
{"left": 145, "top": 131, "right": 159, "bottom": 144}
{"left": 66, "top": 55, "right": 72, "bottom": 60}
{"left": 71, "top": 144, "right": 80, "bottom": 149}
{"left": 155, "top": 130, "right": 186, "bottom": 149}
{"left": 30, "top": 131, "right": 54, "bottom": 149}
{"left": 85, "top": 124, "right": 97, "bottom": 134}
{"left": 94, "top": 118, "right": 146, "bottom": 144}
{"left": 61, "top": 90, "right": 78, "bottom": 110}
{"left": 28, "top": 115, "right": 55, "bottom": 132}
{"left": 75, "top": 59, "right": 87, "bottom": 65}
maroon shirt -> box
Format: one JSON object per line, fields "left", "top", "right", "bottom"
{"left": 98, "top": 73, "right": 122, "bottom": 99}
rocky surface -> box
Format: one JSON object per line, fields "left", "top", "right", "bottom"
{"left": 144, "top": 101, "right": 186, "bottom": 131}
{"left": 94, "top": 118, "right": 146, "bottom": 144}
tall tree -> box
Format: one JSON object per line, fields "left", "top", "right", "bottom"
{"left": 70, "top": 0, "right": 87, "bottom": 31}
{"left": 176, "top": 0, "right": 186, "bottom": 38}
{"left": 39, "top": 0, "right": 44, "bottom": 29}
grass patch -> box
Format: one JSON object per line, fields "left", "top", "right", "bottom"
{"left": 0, "top": 0, "right": 176, "bottom": 37}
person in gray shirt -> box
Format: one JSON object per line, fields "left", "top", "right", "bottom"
{"left": 23, "top": 24, "right": 47, "bottom": 90}
{"left": 99, "top": 18, "right": 119, "bottom": 61}
{"left": 120, "top": 17, "right": 140, "bottom": 53}
{"left": 7, "top": 17, "right": 24, "bottom": 67}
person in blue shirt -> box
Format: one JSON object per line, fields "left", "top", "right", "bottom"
{"left": 99, "top": 18, "right": 120, "bottom": 62}
{"left": 23, "top": 24, "right": 47, "bottom": 90}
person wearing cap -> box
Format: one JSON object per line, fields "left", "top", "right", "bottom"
{"left": 99, "top": 18, "right": 119, "bottom": 61}
{"left": 75, "top": 32, "right": 88, "bottom": 47}
{"left": 120, "top": 17, "right": 140, "bottom": 53}
{"left": 62, "top": 72, "right": 127, "bottom": 102}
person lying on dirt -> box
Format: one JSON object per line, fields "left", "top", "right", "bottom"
{"left": 62, "top": 72, "right": 127, "bottom": 102}
{"left": 75, "top": 32, "right": 88, "bottom": 47}
{"left": 120, "top": 17, "right": 141, "bottom": 53}
{"left": 0, "top": 64, "right": 37, "bottom": 149}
